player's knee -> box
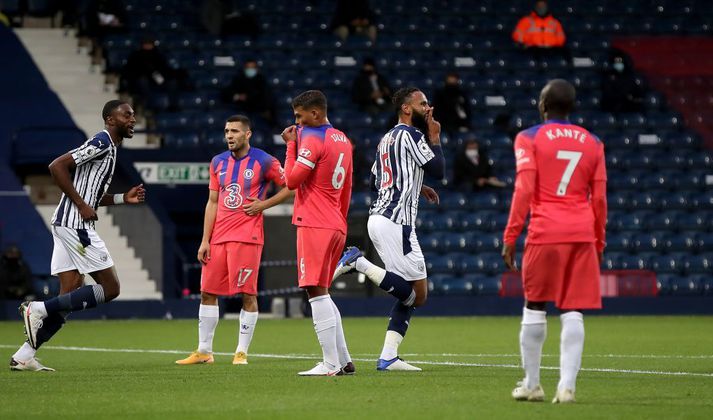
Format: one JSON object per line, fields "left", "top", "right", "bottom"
{"left": 525, "top": 300, "right": 546, "bottom": 311}
{"left": 104, "top": 281, "right": 120, "bottom": 302}
{"left": 200, "top": 292, "right": 218, "bottom": 305}
{"left": 413, "top": 290, "right": 428, "bottom": 307}
{"left": 241, "top": 294, "right": 258, "bottom": 312}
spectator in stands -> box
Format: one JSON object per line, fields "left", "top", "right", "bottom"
{"left": 512, "top": 0, "right": 567, "bottom": 59}
{"left": 330, "top": 0, "right": 377, "bottom": 42}
{"left": 84, "top": 0, "right": 127, "bottom": 63}
{"left": 351, "top": 57, "right": 392, "bottom": 114}
{"left": 120, "top": 37, "right": 188, "bottom": 111}
{"left": 494, "top": 112, "right": 518, "bottom": 140}
{"left": 601, "top": 49, "right": 645, "bottom": 114}
{"left": 0, "top": 245, "right": 33, "bottom": 301}
{"left": 201, "top": 0, "right": 260, "bottom": 38}
{"left": 222, "top": 59, "right": 275, "bottom": 125}
{"left": 453, "top": 138, "right": 506, "bottom": 191}
{"left": 433, "top": 72, "right": 471, "bottom": 134}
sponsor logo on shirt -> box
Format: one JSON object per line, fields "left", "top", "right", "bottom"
{"left": 299, "top": 148, "right": 312, "bottom": 158}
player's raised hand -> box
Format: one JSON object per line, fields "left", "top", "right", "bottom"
{"left": 197, "top": 241, "right": 211, "bottom": 264}
{"left": 281, "top": 125, "right": 297, "bottom": 143}
{"left": 125, "top": 184, "right": 146, "bottom": 204}
{"left": 424, "top": 108, "right": 441, "bottom": 143}
{"left": 420, "top": 185, "right": 440, "bottom": 205}
{"left": 243, "top": 196, "right": 266, "bottom": 216}
{"left": 502, "top": 243, "right": 518, "bottom": 271}
{"left": 79, "top": 203, "right": 98, "bottom": 221}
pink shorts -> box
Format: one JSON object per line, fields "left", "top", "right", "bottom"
{"left": 201, "top": 242, "right": 262, "bottom": 296}
{"left": 522, "top": 242, "right": 602, "bottom": 310}
{"left": 296, "top": 226, "right": 346, "bottom": 288}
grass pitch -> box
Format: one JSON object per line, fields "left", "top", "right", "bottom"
{"left": 1, "top": 316, "right": 712, "bottom": 419}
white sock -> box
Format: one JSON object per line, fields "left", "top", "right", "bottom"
{"left": 355, "top": 256, "right": 386, "bottom": 286}
{"left": 379, "top": 330, "right": 403, "bottom": 361}
{"left": 520, "top": 307, "right": 547, "bottom": 390}
{"left": 558, "top": 311, "right": 584, "bottom": 392}
{"left": 330, "top": 297, "right": 351, "bottom": 367}
{"left": 31, "top": 302, "right": 48, "bottom": 319}
{"left": 197, "top": 304, "right": 219, "bottom": 354}
{"left": 13, "top": 342, "right": 36, "bottom": 362}
{"left": 309, "top": 295, "right": 339, "bottom": 370}
{"left": 236, "top": 309, "right": 258, "bottom": 354}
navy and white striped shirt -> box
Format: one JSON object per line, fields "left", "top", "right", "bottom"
{"left": 51, "top": 130, "right": 117, "bottom": 230}
{"left": 369, "top": 124, "right": 437, "bottom": 226}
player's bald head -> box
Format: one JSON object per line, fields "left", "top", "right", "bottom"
{"left": 539, "top": 79, "right": 576, "bottom": 118}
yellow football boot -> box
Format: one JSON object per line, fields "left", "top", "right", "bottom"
{"left": 232, "top": 351, "right": 248, "bottom": 365}
{"left": 175, "top": 351, "right": 214, "bottom": 365}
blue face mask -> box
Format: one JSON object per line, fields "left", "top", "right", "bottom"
{"left": 613, "top": 62, "right": 625, "bottom": 73}
{"left": 244, "top": 68, "right": 258, "bottom": 78}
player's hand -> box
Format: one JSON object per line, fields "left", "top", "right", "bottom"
{"left": 124, "top": 184, "right": 145, "bottom": 204}
{"left": 502, "top": 243, "right": 518, "bottom": 271}
{"left": 281, "top": 125, "right": 297, "bottom": 143}
{"left": 197, "top": 241, "right": 210, "bottom": 264}
{"left": 243, "top": 196, "right": 266, "bottom": 216}
{"left": 420, "top": 185, "right": 439, "bottom": 205}
{"left": 425, "top": 108, "right": 441, "bottom": 143}
{"left": 79, "top": 203, "right": 98, "bottom": 221}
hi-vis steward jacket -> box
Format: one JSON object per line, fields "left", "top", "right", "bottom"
{"left": 512, "top": 12, "right": 566, "bottom": 48}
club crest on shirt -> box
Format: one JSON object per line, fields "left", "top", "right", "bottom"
{"left": 243, "top": 169, "right": 254, "bottom": 180}
{"left": 516, "top": 148, "right": 526, "bottom": 158}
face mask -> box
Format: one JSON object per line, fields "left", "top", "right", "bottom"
{"left": 465, "top": 149, "right": 479, "bottom": 162}
{"left": 244, "top": 68, "right": 258, "bottom": 78}
{"left": 613, "top": 62, "right": 625, "bottom": 73}
{"left": 535, "top": 5, "right": 548, "bottom": 16}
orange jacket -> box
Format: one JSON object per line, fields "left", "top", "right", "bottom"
{"left": 512, "top": 12, "right": 566, "bottom": 48}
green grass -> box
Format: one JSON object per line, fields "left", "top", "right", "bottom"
{"left": 1, "top": 316, "right": 712, "bottom": 419}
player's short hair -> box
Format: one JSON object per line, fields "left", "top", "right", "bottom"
{"left": 543, "top": 79, "right": 576, "bottom": 115}
{"left": 102, "top": 100, "right": 128, "bottom": 121}
{"left": 226, "top": 114, "right": 252, "bottom": 130}
{"left": 392, "top": 87, "right": 421, "bottom": 114}
{"left": 292, "top": 90, "right": 327, "bottom": 111}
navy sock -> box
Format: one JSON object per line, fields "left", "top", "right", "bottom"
{"left": 35, "top": 312, "right": 67, "bottom": 348}
{"left": 387, "top": 301, "right": 415, "bottom": 337}
{"left": 379, "top": 272, "right": 416, "bottom": 305}
{"left": 43, "top": 284, "right": 105, "bottom": 315}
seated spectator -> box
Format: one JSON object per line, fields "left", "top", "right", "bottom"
{"left": 120, "top": 37, "right": 189, "bottom": 111}
{"left": 201, "top": 0, "right": 260, "bottom": 38}
{"left": 351, "top": 57, "right": 392, "bottom": 115}
{"left": 453, "top": 138, "right": 506, "bottom": 191}
{"left": 330, "top": 0, "right": 377, "bottom": 42}
{"left": 222, "top": 59, "right": 275, "bottom": 125}
{"left": 512, "top": 0, "right": 567, "bottom": 59}
{"left": 601, "top": 49, "right": 645, "bottom": 114}
{"left": 433, "top": 72, "right": 471, "bottom": 134}
{"left": 84, "top": 0, "right": 127, "bottom": 62}
{"left": 0, "top": 245, "right": 33, "bottom": 301}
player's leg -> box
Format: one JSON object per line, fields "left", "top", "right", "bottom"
{"left": 177, "top": 243, "right": 230, "bottom": 365}
{"left": 297, "top": 227, "right": 340, "bottom": 376}
{"left": 553, "top": 243, "right": 601, "bottom": 403}
{"left": 11, "top": 271, "right": 82, "bottom": 371}
{"left": 234, "top": 293, "right": 258, "bottom": 364}
{"left": 513, "top": 243, "right": 559, "bottom": 402}
{"left": 232, "top": 243, "right": 261, "bottom": 365}
{"left": 325, "top": 234, "right": 353, "bottom": 374}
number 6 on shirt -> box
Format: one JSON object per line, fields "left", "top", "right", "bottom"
{"left": 555, "top": 150, "right": 582, "bottom": 196}
{"left": 332, "top": 152, "right": 346, "bottom": 189}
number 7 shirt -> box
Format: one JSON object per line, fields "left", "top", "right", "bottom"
{"left": 503, "top": 119, "right": 607, "bottom": 248}
{"left": 284, "top": 124, "right": 353, "bottom": 234}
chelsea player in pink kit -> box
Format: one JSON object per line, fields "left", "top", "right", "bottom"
{"left": 176, "top": 115, "right": 292, "bottom": 366}
{"left": 281, "top": 90, "right": 355, "bottom": 376}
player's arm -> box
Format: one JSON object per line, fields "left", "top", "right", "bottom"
{"left": 48, "top": 153, "right": 97, "bottom": 221}
{"left": 197, "top": 190, "right": 218, "bottom": 264}
{"left": 416, "top": 108, "right": 446, "bottom": 179}
{"left": 591, "top": 145, "right": 608, "bottom": 261}
{"left": 282, "top": 125, "right": 319, "bottom": 189}
{"left": 98, "top": 184, "right": 146, "bottom": 206}
{"left": 339, "top": 163, "right": 353, "bottom": 218}
{"left": 502, "top": 133, "right": 537, "bottom": 270}
{"left": 244, "top": 187, "right": 294, "bottom": 216}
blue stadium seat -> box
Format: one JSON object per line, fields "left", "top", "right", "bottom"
{"left": 440, "top": 277, "right": 475, "bottom": 295}
{"left": 634, "top": 232, "right": 669, "bottom": 252}
{"left": 468, "top": 275, "right": 501, "bottom": 296}
{"left": 669, "top": 277, "right": 703, "bottom": 296}
{"left": 606, "top": 233, "right": 633, "bottom": 252}
{"left": 665, "top": 232, "right": 699, "bottom": 253}
{"left": 651, "top": 254, "right": 687, "bottom": 274}
{"left": 645, "top": 211, "right": 680, "bottom": 231}
{"left": 685, "top": 254, "right": 713, "bottom": 274}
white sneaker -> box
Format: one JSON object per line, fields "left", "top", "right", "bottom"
{"left": 297, "top": 362, "right": 340, "bottom": 376}
{"left": 552, "top": 389, "right": 576, "bottom": 403}
{"left": 376, "top": 357, "right": 422, "bottom": 371}
{"left": 512, "top": 383, "right": 545, "bottom": 402}
{"left": 10, "top": 357, "right": 55, "bottom": 372}
{"left": 19, "top": 302, "right": 43, "bottom": 349}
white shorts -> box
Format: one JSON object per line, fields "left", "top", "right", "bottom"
{"left": 367, "top": 214, "right": 427, "bottom": 281}
{"left": 50, "top": 225, "right": 114, "bottom": 275}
